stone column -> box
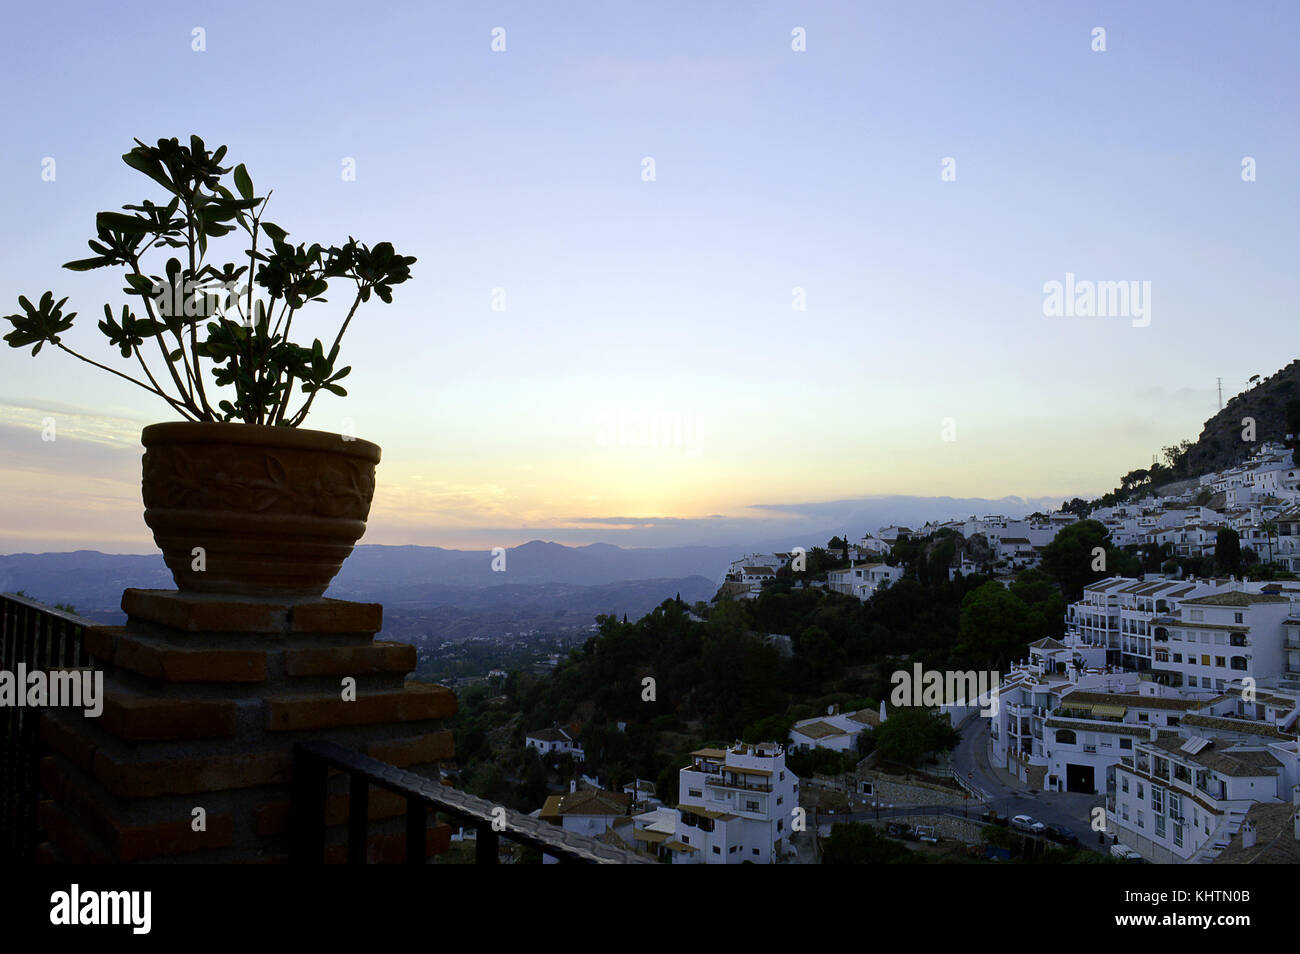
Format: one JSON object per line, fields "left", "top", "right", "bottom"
{"left": 37, "top": 588, "right": 456, "bottom": 863}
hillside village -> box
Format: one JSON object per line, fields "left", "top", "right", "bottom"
{"left": 501, "top": 438, "right": 1300, "bottom": 864}
{"left": 721, "top": 440, "right": 1300, "bottom": 599}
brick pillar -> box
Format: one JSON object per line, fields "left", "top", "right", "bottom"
{"left": 37, "top": 589, "right": 456, "bottom": 863}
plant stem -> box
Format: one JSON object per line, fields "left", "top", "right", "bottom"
{"left": 288, "top": 288, "right": 363, "bottom": 426}
{"left": 186, "top": 198, "right": 211, "bottom": 417}
{"left": 272, "top": 306, "right": 298, "bottom": 424}
{"left": 56, "top": 342, "right": 198, "bottom": 420}
{"left": 128, "top": 260, "right": 203, "bottom": 417}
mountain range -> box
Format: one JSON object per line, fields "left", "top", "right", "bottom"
{"left": 0, "top": 543, "right": 728, "bottom": 630}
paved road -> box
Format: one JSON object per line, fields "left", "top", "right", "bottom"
{"left": 949, "top": 715, "right": 1108, "bottom": 854}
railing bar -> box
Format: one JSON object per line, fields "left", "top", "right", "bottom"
{"left": 293, "top": 741, "right": 651, "bottom": 864}
{"left": 347, "top": 774, "right": 368, "bottom": 865}
{"left": 405, "top": 799, "right": 427, "bottom": 865}
{"left": 289, "top": 750, "right": 328, "bottom": 864}
{"left": 475, "top": 822, "right": 499, "bottom": 864}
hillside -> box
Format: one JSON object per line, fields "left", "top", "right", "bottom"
{"left": 1182, "top": 359, "right": 1300, "bottom": 475}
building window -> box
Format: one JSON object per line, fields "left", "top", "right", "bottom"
{"left": 1234, "top": 612, "right": 1244, "bottom": 624}
{"left": 689, "top": 789, "right": 701, "bottom": 798}
{"left": 712, "top": 846, "right": 720, "bottom": 855}
{"left": 747, "top": 800, "right": 759, "bottom": 812}
{"left": 752, "top": 848, "right": 759, "bottom": 855}
{"left": 1121, "top": 777, "right": 1129, "bottom": 793}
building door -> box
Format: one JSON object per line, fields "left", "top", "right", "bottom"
{"left": 1065, "top": 763, "right": 1095, "bottom": 793}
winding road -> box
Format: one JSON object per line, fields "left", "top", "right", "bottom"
{"left": 949, "top": 715, "right": 1109, "bottom": 854}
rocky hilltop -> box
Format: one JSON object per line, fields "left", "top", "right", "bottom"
{"left": 1182, "top": 359, "right": 1300, "bottom": 475}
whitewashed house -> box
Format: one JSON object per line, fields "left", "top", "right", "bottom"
{"left": 790, "top": 706, "right": 879, "bottom": 752}
{"left": 525, "top": 725, "right": 584, "bottom": 759}
{"left": 662, "top": 742, "right": 800, "bottom": 864}
{"left": 826, "top": 562, "right": 903, "bottom": 601}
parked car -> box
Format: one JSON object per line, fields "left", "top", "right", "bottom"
{"left": 1110, "top": 844, "right": 1143, "bottom": 861}
{"left": 914, "top": 825, "right": 939, "bottom": 844}
{"left": 886, "top": 823, "right": 914, "bottom": 839}
{"left": 1011, "top": 814, "right": 1045, "bottom": 834}
{"left": 1045, "top": 824, "right": 1078, "bottom": 845}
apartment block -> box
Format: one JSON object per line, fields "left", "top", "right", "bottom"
{"left": 639, "top": 742, "right": 799, "bottom": 864}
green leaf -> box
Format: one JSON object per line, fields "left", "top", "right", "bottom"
{"left": 124, "top": 273, "right": 157, "bottom": 296}
{"left": 63, "top": 256, "right": 112, "bottom": 271}
{"left": 261, "top": 222, "right": 288, "bottom": 243}
{"left": 122, "top": 150, "right": 179, "bottom": 195}
{"left": 96, "top": 211, "right": 152, "bottom": 235}
{"left": 233, "top": 164, "right": 253, "bottom": 201}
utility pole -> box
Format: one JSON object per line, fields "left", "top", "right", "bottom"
{"left": 1217, "top": 377, "right": 1223, "bottom": 411}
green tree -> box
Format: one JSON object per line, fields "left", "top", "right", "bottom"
{"left": 1259, "top": 521, "right": 1279, "bottom": 566}
{"left": 873, "top": 707, "right": 958, "bottom": 767}
{"left": 956, "top": 581, "right": 1042, "bottom": 670}
{"left": 1216, "top": 527, "right": 1242, "bottom": 575}
{"left": 822, "top": 823, "right": 923, "bottom": 864}
{"left": 1041, "top": 519, "right": 1116, "bottom": 598}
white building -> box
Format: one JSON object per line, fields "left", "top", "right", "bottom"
{"left": 525, "top": 725, "right": 584, "bottom": 760}
{"left": 1108, "top": 733, "right": 1297, "bottom": 863}
{"left": 826, "top": 562, "right": 903, "bottom": 601}
{"left": 790, "top": 706, "right": 879, "bottom": 752}
{"left": 539, "top": 787, "right": 633, "bottom": 863}
{"left": 649, "top": 742, "right": 800, "bottom": 864}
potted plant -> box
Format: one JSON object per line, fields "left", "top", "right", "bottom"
{"left": 3, "top": 136, "right": 416, "bottom": 598}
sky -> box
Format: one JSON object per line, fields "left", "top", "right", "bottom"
{"left": 1, "top": 1, "right": 1298, "bottom": 554}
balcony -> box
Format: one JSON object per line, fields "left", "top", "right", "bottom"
{"left": 0, "top": 593, "right": 94, "bottom": 862}
{"left": 292, "top": 741, "right": 650, "bottom": 863}
{"left": 706, "top": 774, "right": 772, "bottom": 793}
{"left": 3, "top": 592, "right": 649, "bottom": 865}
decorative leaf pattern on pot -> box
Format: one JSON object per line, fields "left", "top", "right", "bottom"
{"left": 142, "top": 444, "right": 376, "bottom": 519}
{"left": 246, "top": 455, "right": 292, "bottom": 513}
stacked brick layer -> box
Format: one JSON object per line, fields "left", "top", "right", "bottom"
{"left": 37, "top": 589, "right": 456, "bottom": 863}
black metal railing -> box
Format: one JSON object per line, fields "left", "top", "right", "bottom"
{"left": 290, "top": 740, "right": 654, "bottom": 864}
{"left": 0, "top": 592, "right": 95, "bottom": 863}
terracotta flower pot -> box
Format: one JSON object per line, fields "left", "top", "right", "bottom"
{"left": 140, "top": 422, "right": 381, "bottom": 598}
